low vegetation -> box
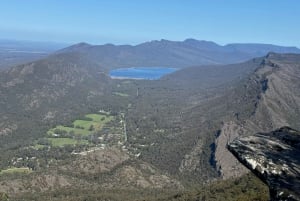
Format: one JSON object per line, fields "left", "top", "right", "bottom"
{"left": 113, "top": 92, "right": 130, "bottom": 97}
{"left": 2, "top": 53, "right": 299, "bottom": 200}
{"left": 39, "top": 113, "right": 120, "bottom": 148}
{"left": 10, "top": 173, "right": 268, "bottom": 201}
{"left": 46, "top": 138, "right": 88, "bottom": 147}
{"left": 0, "top": 167, "right": 31, "bottom": 175}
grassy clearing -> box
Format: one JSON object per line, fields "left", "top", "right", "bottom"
{"left": 42, "top": 113, "right": 115, "bottom": 148}
{"left": 85, "top": 114, "right": 103, "bottom": 121}
{"left": 0, "top": 167, "right": 31, "bottom": 175}
{"left": 73, "top": 114, "right": 113, "bottom": 130}
{"left": 32, "top": 144, "right": 46, "bottom": 150}
{"left": 86, "top": 114, "right": 113, "bottom": 123}
{"left": 73, "top": 120, "right": 99, "bottom": 130}
{"left": 47, "top": 138, "right": 88, "bottom": 147}
{"left": 47, "top": 125, "right": 90, "bottom": 136}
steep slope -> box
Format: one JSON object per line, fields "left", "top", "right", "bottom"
{"left": 228, "top": 127, "right": 300, "bottom": 201}
{"left": 0, "top": 50, "right": 186, "bottom": 198}
{"left": 0, "top": 52, "right": 117, "bottom": 149}
{"left": 123, "top": 58, "right": 262, "bottom": 181}
{"left": 125, "top": 53, "right": 300, "bottom": 182}
{"left": 0, "top": 50, "right": 300, "bottom": 200}
{"left": 214, "top": 53, "right": 300, "bottom": 179}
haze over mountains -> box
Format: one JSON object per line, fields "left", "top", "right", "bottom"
{"left": 0, "top": 39, "right": 68, "bottom": 70}
{"left": 0, "top": 39, "right": 300, "bottom": 200}
{"left": 1, "top": 38, "right": 300, "bottom": 72}
{"left": 57, "top": 39, "right": 300, "bottom": 70}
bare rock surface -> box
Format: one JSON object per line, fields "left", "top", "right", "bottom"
{"left": 216, "top": 53, "right": 300, "bottom": 180}
{"left": 215, "top": 121, "right": 248, "bottom": 179}
{"left": 228, "top": 127, "right": 300, "bottom": 201}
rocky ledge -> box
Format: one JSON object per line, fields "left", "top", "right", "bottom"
{"left": 228, "top": 127, "right": 300, "bottom": 201}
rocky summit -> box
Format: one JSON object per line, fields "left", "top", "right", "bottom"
{"left": 228, "top": 127, "right": 300, "bottom": 201}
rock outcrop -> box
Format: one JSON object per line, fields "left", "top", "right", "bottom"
{"left": 215, "top": 121, "right": 248, "bottom": 179}
{"left": 228, "top": 127, "right": 300, "bottom": 201}
{"left": 216, "top": 53, "right": 300, "bottom": 180}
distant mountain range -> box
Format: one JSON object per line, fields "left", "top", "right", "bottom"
{"left": 56, "top": 39, "right": 300, "bottom": 70}
{"left": 1, "top": 38, "right": 300, "bottom": 71}
{"left": 0, "top": 38, "right": 300, "bottom": 200}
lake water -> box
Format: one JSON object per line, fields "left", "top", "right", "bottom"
{"left": 109, "top": 67, "right": 178, "bottom": 80}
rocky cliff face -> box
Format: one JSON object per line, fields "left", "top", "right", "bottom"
{"left": 215, "top": 121, "right": 248, "bottom": 179}
{"left": 228, "top": 127, "right": 300, "bottom": 201}
{"left": 215, "top": 53, "right": 300, "bottom": 179}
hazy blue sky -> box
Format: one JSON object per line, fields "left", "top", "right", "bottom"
{"left": 0, "top": 0, "right": 299, "bottom": 46}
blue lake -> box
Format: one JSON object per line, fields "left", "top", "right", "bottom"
{"left": 109, "top": 67, "right": 178, "bottom": 80}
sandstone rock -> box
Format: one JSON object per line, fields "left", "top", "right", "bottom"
{"left": 228, "top": 127, "right": 300, "bottom": 201}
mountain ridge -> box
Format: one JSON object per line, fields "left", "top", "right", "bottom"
{"left": 228, "top": 127, "right": 300, "bottom": 201}
{"left": 0, "top": 48, "right": 299, "bottom": 200}
{"left": 214, "top": 53, "right": 300, "bottom": 179}
{"left": 54, "top": 39, "right": 300, "bottom": 71}
{"left": 64, "top": 39, "right": 300, "bottom": 54}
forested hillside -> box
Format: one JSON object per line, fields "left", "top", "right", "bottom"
{"left": 0, "top": 45, "right": 299, "bottom": 200}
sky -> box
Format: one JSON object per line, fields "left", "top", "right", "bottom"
{"left": 0, "top": 0, "right": 300, "bottom": 47}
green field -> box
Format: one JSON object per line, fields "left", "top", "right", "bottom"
{"left": 32, "top": 144, "right": 46, "bottom": 150}
{"left": 86, "top": 114, "right": 105, "bottom": 121}
{"left": 48, "top": 125, "right": 90, "bottom": 136}
{"left": 86, "top": 113, "right": 114, "bottom": 123}
{"left": 73, "top": 120, "right": 99, "bottom": 130}
{"left": 0, "top": 167, "right": 31, "bottom": 175}
{"left": 41, "top": 113, "right": 115, "bottom": 148}
{"left": 47, "top": 114, "right": 114, "bottom": 137}
{"left": 47, "top": 138, "right": 88, "bottom": 147}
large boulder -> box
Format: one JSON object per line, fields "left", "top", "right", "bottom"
{"left": 228, "top": 127, "right": 300, "bottom": 201}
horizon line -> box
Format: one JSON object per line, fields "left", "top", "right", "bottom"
{"left": 0, "top": 37, "right": 299, "bottom": 49}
